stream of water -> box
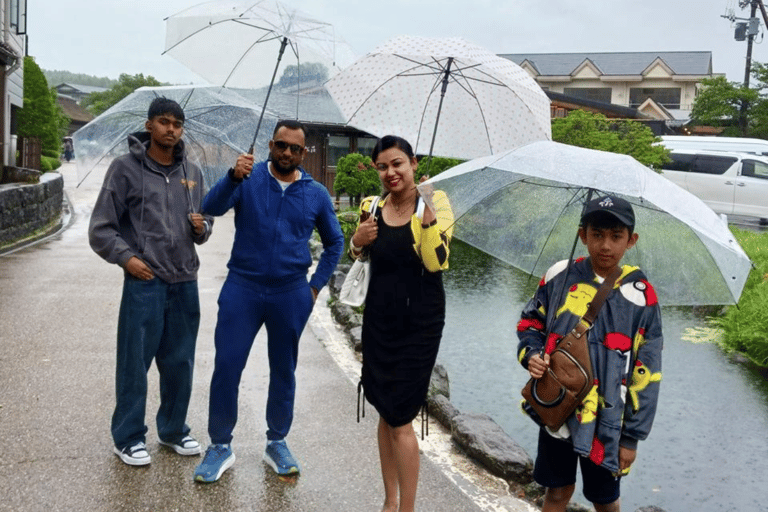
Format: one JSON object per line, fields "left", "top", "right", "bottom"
{"left": 437, "top": 240, "right": 768, "bottom": 511}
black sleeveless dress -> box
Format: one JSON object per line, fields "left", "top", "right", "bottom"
{"left": 360, "top": 209, "right": 446, "bottom": 427}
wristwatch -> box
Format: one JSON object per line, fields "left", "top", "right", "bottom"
{"left": 350, "top": 238, "right": 363, "bottom": 253}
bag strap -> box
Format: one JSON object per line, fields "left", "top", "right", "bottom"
{"left": 569, "top": 266, "right": 623, "bottom": 341}
{"left": 583, "top": 265, "right": 623, "bottom": 325}
{"left": 369, "top": 196, "right": 381, "bottom": 219}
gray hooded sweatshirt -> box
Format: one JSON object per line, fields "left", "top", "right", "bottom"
{"left": 89, "top": 132, "right": 213, "bottom": 283}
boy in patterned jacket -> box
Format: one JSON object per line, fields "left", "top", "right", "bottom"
{"left": 517, "top": 195, "right": 663, "bottom": 512}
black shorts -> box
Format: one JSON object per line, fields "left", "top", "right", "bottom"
{"left": 533, "top": 428, "right": 621, "bottom": 505}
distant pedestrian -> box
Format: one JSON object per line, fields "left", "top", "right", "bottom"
{"left": 349, "top": 135, "right": 454, "bottom": 512}
{"left": 63, "top": 138, "right": 74, "bottom": 162}
{"left": 89, "top": 97, "right": 213, "bottom": 466}
{"left": 193, "top": 120, "right": 344, "bottom": 483}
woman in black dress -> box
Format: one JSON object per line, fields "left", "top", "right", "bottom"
{"left": 349, "top": 136, "right": 453, "bottom": 512}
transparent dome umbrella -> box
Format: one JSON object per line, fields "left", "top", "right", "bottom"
{"left": 73, "top": 85, "right": 275, "bottom": 188}
{"left": 325, "top": 35, "right": 551, "bottom": 173}
{"left": 418, "top": 140, "right": 752, "bottom": 306}
{"left": 163, "top": 0, "right": 356, "bottom": 153}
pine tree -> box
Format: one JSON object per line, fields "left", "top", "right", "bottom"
{"left": 17, "top": 56, "right": 62, "bottom": 156}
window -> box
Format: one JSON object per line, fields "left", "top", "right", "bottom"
{"left": 563, "top": 87, "right": 612, "bottom": 104}
{"left": 662, "top": 153, "right": 695, "bottom": 172}
{"left": 629, "top": 88, "right": 681, "bottom": 109}
{"left": 690, "top": 155, "right": 737, "bottom": 175}
{"left": 326, "top": 135, "right": 350, "bottom": 168}
{"left": 742, "top": 160, "right": 768, "bottom": 180}
{"left": 356, "top": 137, "right": 377, "bottom": 159}
{"left": 10, "top": 0, "right": 27, "bottom": 35}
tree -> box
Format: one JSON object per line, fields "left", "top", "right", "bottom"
{"left": 551, "top": 110, "right": 669, "bottom": 169}
{"left": 333, "top": 153, "right": 380, "bottom": 206}
{"left": 81, "top": 73, "right": 163, "bottom": 116}
{"left": 416, "top": 156, "right": 463, "bottom": 179}
{"left": 690, "top": 76, "right": 757, "bottom": 137}
{"left": 17, "top": 56, "right": 65, "bottom": 157}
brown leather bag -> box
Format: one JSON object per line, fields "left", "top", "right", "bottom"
{"left": 521, "top": 266, "right": 621, "bottom": 431}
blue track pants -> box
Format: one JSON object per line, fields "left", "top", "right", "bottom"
{"left": 207, "top": 274, "right": 314, "bottom": 444}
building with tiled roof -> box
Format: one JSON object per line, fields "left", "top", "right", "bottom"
{"left": 501, "top": 52, "right": 720, "bottom": 125}
{"left": 54, "top": 83, "right": 109, "bottom": 104}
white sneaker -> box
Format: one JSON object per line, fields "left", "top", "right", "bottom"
{"left": 159, "top": 435, "right": 202, "bottom": 456}
{"left": 114, "top": 442, "right": 151, "bottom": 466}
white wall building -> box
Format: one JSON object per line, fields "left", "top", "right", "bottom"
{"left": 501, "top": 52, "right": 720, "bottom": 125}
{"left": 1, "top": 0, "right": 25, "bottom": 168}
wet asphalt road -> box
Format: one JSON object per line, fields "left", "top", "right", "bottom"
{"left": 0, "top": 163, "right": 533, "bottom": 512}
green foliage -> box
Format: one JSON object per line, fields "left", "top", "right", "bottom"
{"left": 333, "top": 153, "right": 380, "bottom": 206}
{"left": 42, "top": 69, "right": 117, "bottom": 88}
{"left": 551, "top": 110, "right": 670, "bottom": 169}
{"left": 52, "top": 87, "right": 70, "bottom": 141}
{"left": 18, "top": 57, "right": 64, "bottom": 157}
{"left": 712, "top": 228, "right": 768, "bottom": 366}
{"left": 416, "top": 156, "right": 463, "bottom": 179}
{"left": 81, "top": 73, "right": 163, "bottom": 116}
{"left": 689, "top": 65, "right": 768, "bottom": 138}
{"left": 336, "top": 207, "right": 360, "bottom": 262}
{"left": 41, "top": 149, "right": 58, "bottom": 158}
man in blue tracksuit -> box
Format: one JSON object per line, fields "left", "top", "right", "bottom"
{"left": 194, "top": 120, "right": 344, "bottom": 482}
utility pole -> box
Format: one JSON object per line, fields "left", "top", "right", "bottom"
{"left": 740, "top": 0, "right": 759, "bottom": 135}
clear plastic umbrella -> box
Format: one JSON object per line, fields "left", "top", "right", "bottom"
{"left": 325, "top": 35, "right": 551, "bottom": 166}
{"left": 163, "top": 0, "right": 356, "bottom": 151}
{"left": 419, "top": 140, "right": 752, "bottom": 305}
{"left": 73, "top": 85, "right": 274, "bottom": 188}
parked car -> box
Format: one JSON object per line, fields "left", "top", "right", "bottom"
{"left": 660, "top": 149, "right": 768, "bottom": 221}
{"left": 659, "top": 135, "right": 768, "bottom": 156}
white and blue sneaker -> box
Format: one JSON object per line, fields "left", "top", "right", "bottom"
{"left": 263, "top": 439, "right": 300, "bottom": 476}
{"left": 193, "top": 444, "right": 235, "bottom": 483}
{"left": 159, "top": 435, "right": 202, "bottom": 456}
{"left": 114, "top": 442, "right": 151, "bottom": 466}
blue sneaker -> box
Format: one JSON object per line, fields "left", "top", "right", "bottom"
{"left": 263, "top": 440, "right": 300, "bottom": 475}
{"left": 193, "top": 444, "right": 235, "bottom": 483}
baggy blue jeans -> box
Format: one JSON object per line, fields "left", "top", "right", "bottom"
{"left": 207, "top": 273, "right": 314, "bottom": 444}
{"left": 111, "top": 275, "right": 200, "bottom": 449}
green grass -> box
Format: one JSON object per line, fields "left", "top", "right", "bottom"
{"left": 712, "top": 228, "right": 768, "bottom": 366}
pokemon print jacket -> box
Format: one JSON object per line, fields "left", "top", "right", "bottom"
{"left": 517, "top": 257, "right": 663, "bottom": 475}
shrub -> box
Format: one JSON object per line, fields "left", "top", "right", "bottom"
{"left": 416, "top": 156, "right": 463, "bottom": 180}
{"left": 712, "top": 228, "right": 768, "bottom": 366}
{"left": 39, "top": 156, "right": 53, "bottom": 172}
{"left": 333, "top": 153, "right": 380, "bottom": 207}
{"left": 40, "top": 155, "right": 61, "bottom": 172}
{"left": 42, "top": 149, "right": 58, "bottom": 159}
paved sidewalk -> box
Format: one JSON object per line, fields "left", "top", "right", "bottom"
{"left": 0, "top": 163, "right": 534, "bottom": 511}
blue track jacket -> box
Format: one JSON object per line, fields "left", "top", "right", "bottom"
{"left": 202, "top": 160, "right": 344, "bottom": 292}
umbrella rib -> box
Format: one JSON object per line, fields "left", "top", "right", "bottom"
{"left": 415, "top": 64, "right": 451, "bottom": 152}
{"left": 527, "top": 186, "right": 589, "bottom": 277}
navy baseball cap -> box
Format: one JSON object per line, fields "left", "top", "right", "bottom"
{"left": 580, "top": 195, "right": 635, "bottom": 229}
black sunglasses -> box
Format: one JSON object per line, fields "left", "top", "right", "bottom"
{"left": 272, "top": 140, "right": 304, "bottom": 155}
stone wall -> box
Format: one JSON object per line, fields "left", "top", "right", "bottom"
{"left": 0, "top": 172, "right": 64, "bottom": 247}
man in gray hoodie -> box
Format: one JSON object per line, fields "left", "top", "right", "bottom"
{"left": 89, "top": 97, "right": 213, "bottom": 466}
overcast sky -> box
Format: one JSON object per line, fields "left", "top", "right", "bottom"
{"left": 29, "top": 0, "right": 763, "bottom": 85}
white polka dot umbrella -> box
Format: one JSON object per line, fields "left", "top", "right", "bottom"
{"left": 325, "top": 35, "right": 551, "bottom": 163}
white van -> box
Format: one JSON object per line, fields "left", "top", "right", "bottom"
{"left": 660, "top": 149, "right": 768, "bottom": 221}
{"left": 660, "top": 135, "right": 768, "bottom": 156}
